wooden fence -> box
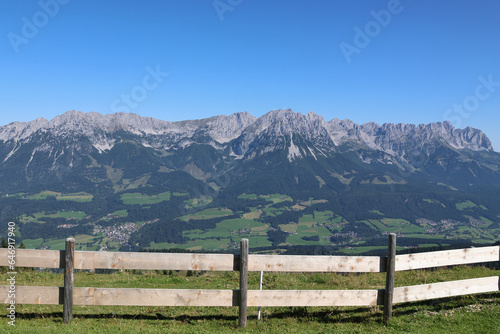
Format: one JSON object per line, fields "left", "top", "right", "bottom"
{"left": 1, "top": 234, "right": 499, "bottom": 327}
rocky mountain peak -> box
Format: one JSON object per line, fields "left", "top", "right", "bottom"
{"left": 0, "top": 117, "right": 49, "bottom": 142}
{"left": 248, "top": 109, "right": 326, "bottom": 134}
{"left": 324, "top": 117, "right": 492, "bottom": 153}
{"left": 0, "top": 109, "right": 494, "bottom": 159}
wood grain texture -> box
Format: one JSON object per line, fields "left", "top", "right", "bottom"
{"left": 393, "top": 276, "right": 500, "bottom": 304}
{"left": 239, "top": 239, "right": 249, "bottom": 328}
{"left": 248, "top": 254, "right": 384, "bottom": 273}
{"left": 383, "top": 233, "right": 396, "bottom": 323}
{"left": 3, "top": 246, "right": 497, "bottom": 273}
{"left": 77, "top": 251, "right": 236, "bottom": 271}
{"left": 0, "top": 249, "right": 236, "bottom": 271}
{"left": 395, "top": 246, "right": 499, "bottom": 271}
{"left": 247, "top": 289, "right": 384, "bottom": 307}
{"left": 63, "top": 238, "right": 75, "bottom": 323}
{"left": 0, "top": 286, "right": 236, "bottom": 306}
{"left": 0, "top": 248, "right": 62, "bottom": 268}
{"left": 3, "top": 278, "right": 497, "bottom": 308}
{"left": 0, "top": 286, "right": 384, "bottom": 307}
{"left": 0, "top": 286, "right": 62, "bottom": 305}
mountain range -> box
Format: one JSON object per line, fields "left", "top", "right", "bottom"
{"left": 1, "top": 109, "right": 499, "bottom": 252}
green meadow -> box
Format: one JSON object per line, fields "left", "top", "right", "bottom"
{"left": 0, "top": 265, "right": 498, "bottom": 333}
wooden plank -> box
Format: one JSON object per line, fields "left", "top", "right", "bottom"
{"left": 0, "top": 286, "right": 62, "bottom": 305}
{"left": 0, "top": 286, "right": 236, "bottom": 307}
{"left": 63, "top": 238, "right": 75, "bottom": 323}
{"left": 248, "top": 254, "right": 384, "bottom": 273}
{"left": 239, "top": 239, "right": 249, "bottom": 328}
{"left": 4, "top": 278, "right": 496, "bottom": 308}
{"left": 1, "top": 249, "right": 383, "bottom": 273}
{"left": 77, "top": 251, "right": 236, "bottom": 271}
{"left": 384, "top": 233, "right": 396, "bottom": 323}
{"left": 0, "top": 249, "right": 61, "bottom": 268}
{"left": 0, "top": 248, "right": 236, "bottom": 271}
{"left": 247, "top": 289, "right": 384, "bottom": 307}
{"left": 393, "top": 276, "right": 500, "bottom": 304}
{"left": 0, "top": 286, "right": 383, "bottom": 307}
{"left": 395, "top": 246, "right": 499, "bottom": 271}
{"left": 82, "top": 288, "right": 236, "bottom": 307}
{"left": 3, "top": 245, "right": 497, "bottom": 273}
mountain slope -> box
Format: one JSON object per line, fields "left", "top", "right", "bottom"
{"left": 1, "top": 109, "right": 499, "bottom": 251}
{"left": 0, "top": 109, "right": 498, "bottom": 192}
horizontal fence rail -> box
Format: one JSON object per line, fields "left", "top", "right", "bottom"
{"left": 248, "top": 254, "right": 385, "bottom": 273}
{"left": 392, "top": 276, "right": 500, "bottom": 304}
{"left": 0, "top": 249, "right": 238, "bottom": 271}
{"left": 0, "top": 286, "right": 385, "bottom": 307}
{"left": 2, "top": 246, "right": 497, "bottom": 273}
{"left": 395, "top": 246, "right": 499, "bottom": 271}
{"left": 2, "top": 277, "right": 498, "bottom": 307}
{"left": 1, "top": 236, "right": 499, "bottom": 328}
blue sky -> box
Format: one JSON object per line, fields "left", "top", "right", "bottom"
{"left": 1, "top": 0, "right": 499, "bottom": 150}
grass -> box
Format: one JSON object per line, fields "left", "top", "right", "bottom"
{"left": 363, "top": 219, "right": 427, "bottom": 235}
{"left": 0, "top": 265, "right": 498, "bottom": 333}
{"left": 56, "top": 193, "right": 93, "bottom": 202}
{"left": 245, "top": 235, "right": 273, "bottom": 248}
{"left": 43, "top": 238, "right": 67, "bottom": 250}
{"left": 20, "top": 238, "right": 44, "bottom": 249}
{"left": 146, "top": 199, "right": 498, "bottom": 251}
{"left": 280, "top": 221, "right": 332, "bottom": 246}
{"left": 20, "top": 211, "right": 87, "bottom": 223}
{"left": 479, "top": 216, "right": 494, "bottom": 227}
{"left": 238, "top": 193, "right": 293, "bottom": 204}
{"left": 340, "top": 246, "right": 389, "bottom": 254}
{"left": 242, "top": 210, "right": 262, "bottom": 220}
{"left": 370, "top": 210, "right": 385, "bottom": 216}
{"left": 120, "top": 192, "right": 172, "bottom": 205}
{"left": 111, "top": 210, "right": 128, "bottom": 217}
{"left": 59, "top": 211, "right": 87, "bottom": 219}
{"left": 298, "top": 211, "right": 334, "bottom": 224}
{"left": 25, "top": 191, "right": 93, "bottom": 202}
{"left": 184, "top": 218, "right": 266, "bottom": 240}
{"left": 74, "top": 234, "right": 99, "bottom": 249}
{"left": 177, "top": 238, "right": 232, "bottom": 251}
{"left": 181, "top": 208, "right": 233, "bottom": 221}
{"left": 456, "top": 200, "right": 477, "bottom": 210}
{"left": 184, "top": 196, "right": 213, "bottom": 209}
{"left": 22, "top": 234, "right": 106, "bottom": 251}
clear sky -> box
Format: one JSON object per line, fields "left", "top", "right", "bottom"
{"left": 1, "top": 0, "right": 499, "bottom": 150}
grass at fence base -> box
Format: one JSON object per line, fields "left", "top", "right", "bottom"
{"left": 1, "top": 265, "right": 499, "bottom": 333}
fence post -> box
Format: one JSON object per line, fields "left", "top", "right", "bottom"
{"left": 258, "top": 271, "right": 263, "bottom": 320}
{"left": 63, "top": 237, "right": 75, "bottom": 324}
{"left": 383, "top": 233, "right": 396, "bottom": 323}
{"left": 239, "top": 238, "right": 249, "bottom": 328}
